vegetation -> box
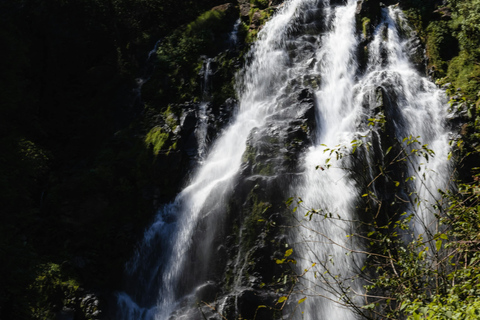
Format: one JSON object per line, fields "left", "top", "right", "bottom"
{"left": 271, "top": 1, "right": 480, "bottom": 319}
{"left": 142, "top": 4, "right": 239, "bottom": 107}
{"left": 0, "top": 0, "right": 229, "bottom": 318}
{"left": 2, "top": 0, "right": 480, "bottom": 318}
{"left": 357, "top": 0, "right": 480, "bottom": 316}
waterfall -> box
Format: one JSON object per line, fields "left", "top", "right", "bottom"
{"left": 196, "top": 58, "right": 213, "bottom": 161}
{"left": 117, "top": 0, "right": 451, "bottom": 319}
{"left": 289, "top": 3, "right": 451, "bottom": 319}
{"left": 288, "top": 2, "right": 362, "bottom": 318}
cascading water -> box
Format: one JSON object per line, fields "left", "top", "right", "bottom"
{"left": 118, "top": 1, "right": 315, "bottom": 317}
{"left": 289, "top": 3, "right": 451, "bottom": 319}
{"left": 287, "top": 1, "right": 362, "bottom": 318}
{"left": 117, "top": 0, "right": 451, "bottom": 319}
{"left": 196, "top": 58, "right": 213, "bottom": 161}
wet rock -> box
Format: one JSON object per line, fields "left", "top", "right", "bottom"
{"left": 235, "top": 289, "right": 277, "bottom": 319}
{"left": 80, "top": 293, "right": 102, "bottom": 320}
{"left": 195, "top": 281, "right": 220, "bottom": 302}
{"left": 180, "top": 108, "right": 197, "bottom": 134}
{"left": 212, "top": 3, "right": 239, "bottom": 26}
{"left": 406, "top": 33, "right": 426, "bottom": 74}
{"left": 238, "top": 0, "right": 251, "bottom": 21}
{"left": 374, "top": 86, "right": 385, "bottom": 113}
{"left": 217, "top": 98, "right": 236, "bottom": 126}
{"left": 355, "top": 0, "right": 383, "bottom": 70}
{"left": 355, "top": 0, "right": 382, "bottom": 23}
{"left": 251, "top": 10, "right": 264, "bottom": 28}
{"left": 242, "top": 88, "right": 316, "bottom": 177}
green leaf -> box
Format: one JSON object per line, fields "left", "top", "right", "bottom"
{"left": 277, "top": 296, "right": 288, "bottom": 304}
{"left": 386, "top": 146, "right": 392, "bottom": 155}
{"left": 285, "top": 197, "right": 294, "bottom": 206}
{"left": 362, "top": 303, "right": 376, "bottom": 310}
{"left": 298, "top": 297, "right": 307, "bottom": 304}
{"left": 285, "top": 249, "right": 293, "bottom": 257}
{"left": 436, "top": 239, "right": 442, "bottom": 252}
{"left": 276, "top": 259, "right": 285, "bottom": 264}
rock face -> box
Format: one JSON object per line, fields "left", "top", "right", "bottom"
{"left": 162, "top": 84, "right": 318, "bottom": 319}
{"left": 206, "top": 88, "right": 317, "bottom": 319}
{"left": 355, "top": 0, "right": 426, "bottom": 74}
{"left": 133, "top": 3, "right": 321, "bottom": 318}
{"left": 242, "top": 89, "right": 316, "bottom": 177}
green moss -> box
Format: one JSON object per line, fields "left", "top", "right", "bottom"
{"left": 242, "top": 144, "right": 256, "bottom": 163}
{"left": 186, "top": 10, "right": 227, "bottom": 35}
{"left": 145, "top": 126, "right": 170, "bottom": 156}
{"left": 29, "top": 263, "right": 88, "bottom": 319}
{"left": 163, "top": 105, "right": 178, "bottom": 130}
{"left": 258, "top": 162, "right": 274, "bottom": 176}
{"left": 210, "top": 52, "right": 239, "bottom": 105}
{"left": 362, "top": 17, "right": 371, "bottom": 38}
{"left": 449, "top": 0, "right": 480, "bottom": 55}
{"left": 242, "top": 188, "right": 272, "bottom": 247}
{"left": 145, "top": 7, "right": 238, "bottom": 107}
{"left": 425, "top": 20, "right": 458, "bottom": 77}
{"left": 447, "top": 52, "right": 480, "bottom": 100}
{"left": 246, "top": 29, "right": 259, "bottom": 43}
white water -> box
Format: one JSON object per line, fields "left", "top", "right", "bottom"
{"left": 118, "top": 1, "right": 320, "bottom": 318}
{"left": 288, "top": 1, "right": 363, "bottom": 318}
{"left": 196, "top": 58, "right": 213, "bottom": 161}
{"left": 289, "top": 4, "right": 451, "bottom": 319}
{"left": 118, "top": 1, "right": 451, "bottom": 319}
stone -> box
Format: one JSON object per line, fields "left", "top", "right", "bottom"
{"left": 238, "top": 0, "right": 251, "bottom": 20}
{"left": 195, "top": 281, "right": 220, "bottom": 302}
{"left": 180, "top": 108, "right": 197, "bottom": 133}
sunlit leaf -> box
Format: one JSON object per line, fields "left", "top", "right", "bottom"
{"left": 278, "top": 296, "right": 288, "bottom": 304}
{"left": 298, "top": 297, "right": 307, "bottom": 304}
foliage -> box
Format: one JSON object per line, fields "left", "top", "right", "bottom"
{"left": 362, "top": 17, "right": 372, "bottom": 38}
{"left": 29, "top": 263, "right": 81, "bottom": 319}
{"left": 143, "top": 6, "right": 239, "bottom": 107}
{"left": 400, "top": 177, "right": 480, "bottom": 319}
{"left": 145, "top": 127, "right": 171, "bottom": 155}
{"left": 0, "top": 0, "right": 231, "bottom": 318}
{"left": 425, "top": 20, "right": 458, "bottom": 77}
{"left": 280, "top": 128, "right": 480, "bottom": 319}
{"left": 448, "top": 0, "right": 480, "bottom": 56}
{"left": 446, "top": 52, "right": 480, "bottom": 101}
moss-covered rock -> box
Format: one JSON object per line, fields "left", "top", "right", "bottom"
{"left": 142, "top": 4, "right": 240, "bottom": 108}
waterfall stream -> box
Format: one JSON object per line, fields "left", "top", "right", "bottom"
{"left": 289, "top": 3, "right": 451, "bottom": 319}
{"left": 117, "top": 0, "right": 451, "bottom": 319}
